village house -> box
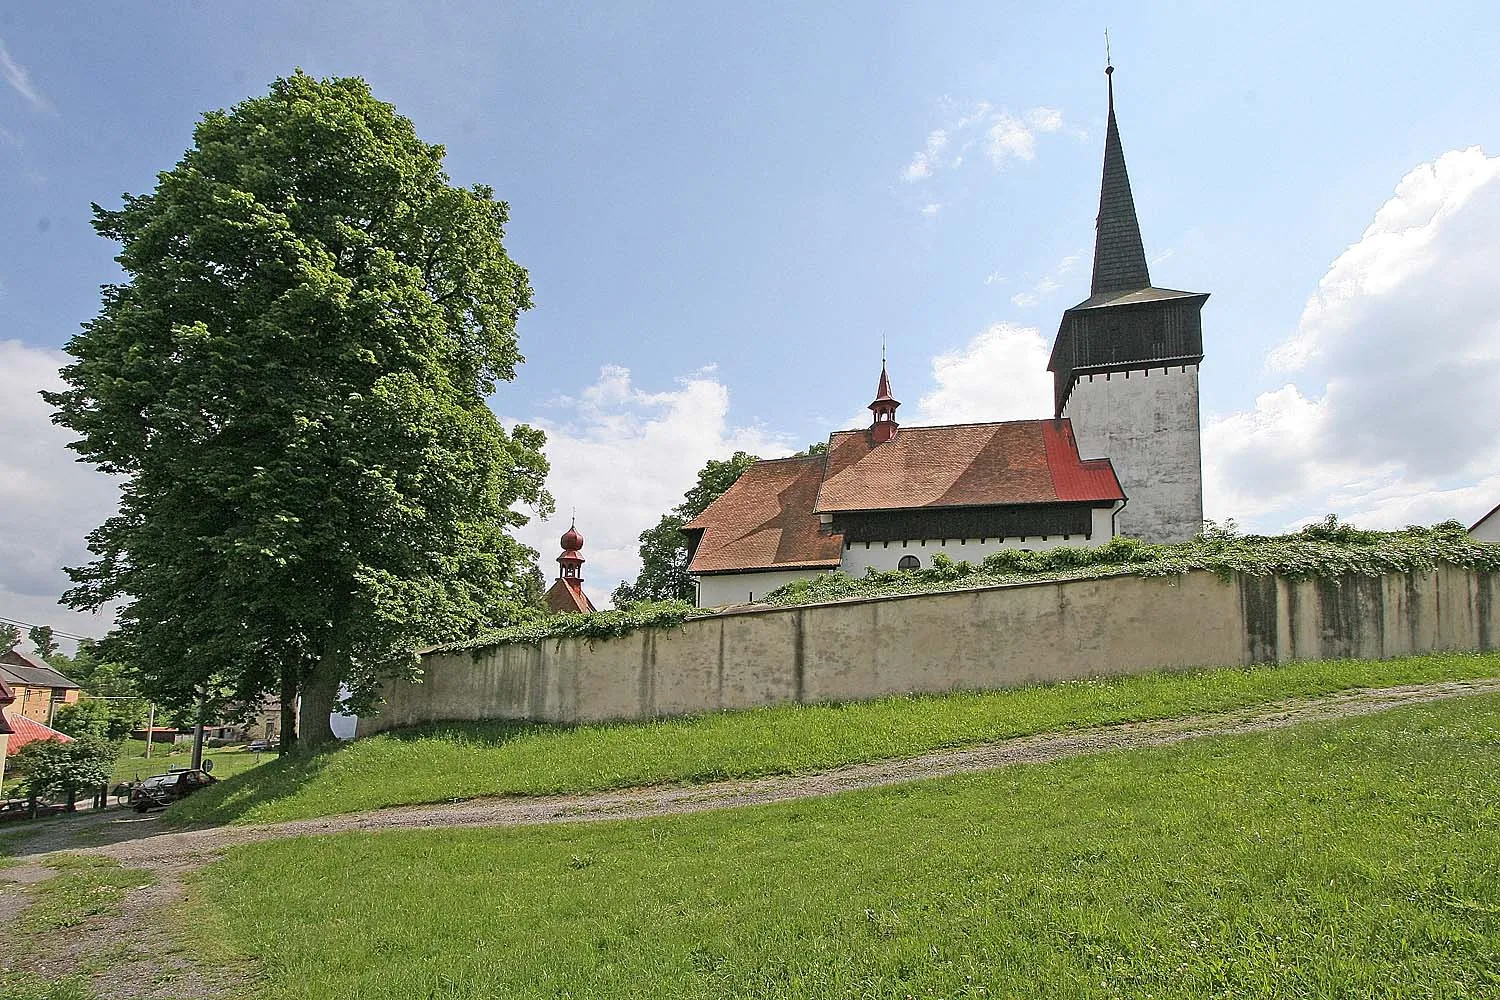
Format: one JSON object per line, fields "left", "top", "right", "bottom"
{"left": 0, "top": 675, "right": 75, "bottom": 789}
{"left": 684, "top": 65, "right": 1206, "bottom": 608}
{"left": 0, "top": 646, "right": 81, "bottom": 726}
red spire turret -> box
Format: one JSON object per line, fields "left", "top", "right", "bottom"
{"left": 869, "top": 358, "right": 900, "bottom": 444}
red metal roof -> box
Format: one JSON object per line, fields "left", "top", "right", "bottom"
{"left": 3, "top": 712, "right": 74, "bottom": 753}
{"left": 1040, "top": 420, "right": 1127, "bottom": 502}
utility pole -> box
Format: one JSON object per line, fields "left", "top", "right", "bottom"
{"left": 144, "top": 702, "right": 155, "bottom": 759}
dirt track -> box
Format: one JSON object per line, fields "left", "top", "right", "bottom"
{"left": 3, "top": 675, "right": 1498, "bottom": 998}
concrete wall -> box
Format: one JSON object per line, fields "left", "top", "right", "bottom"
{"left": 838, "top": 507, "right": 1117, "bottom": 576}
{"left": 360, "top": 564, "right": 1500, "bottom": 734}
{"left": 1066, "top": 363, "right": 1203, "bottom": 544}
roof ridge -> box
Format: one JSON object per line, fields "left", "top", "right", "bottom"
{"left": 830, "top": 417, "right": 1064, "bottom": 435}
{"left": 752, "top": 454, "right": 826, "bottom": 464}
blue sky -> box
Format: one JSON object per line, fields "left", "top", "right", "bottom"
{"left": 4, "top": 1, "right": 1500, "bottom": 633}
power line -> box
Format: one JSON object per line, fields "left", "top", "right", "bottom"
{"left": 0, "top": 615, "right": 96, "bottom": 643}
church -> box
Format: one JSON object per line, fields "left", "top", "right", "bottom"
{"left": 684, "top": 65, "right": 1209, "bottom": 609}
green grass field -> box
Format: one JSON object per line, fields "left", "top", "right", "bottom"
{"left": 197, "top": 693, "right": 1500, "bottom": 999}
{"left": 109, "top": 738, "right": 272, "bottom": 785}
{"left": 171, "top": 651, "right": 1500, "bottom": 826}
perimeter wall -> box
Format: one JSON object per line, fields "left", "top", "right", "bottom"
{"left": 358, "top": 565, "right": 1498, "bottom": 734}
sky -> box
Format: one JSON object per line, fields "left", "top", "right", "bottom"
{"left": 3, "top": 1, "right": 1500, "bottom": 642}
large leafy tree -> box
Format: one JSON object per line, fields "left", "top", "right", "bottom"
{"left": 46, "top": 73, "right": 551, "bottom": 747}
{"left": 612, "top": 451, "right": 759, "bottom": 606}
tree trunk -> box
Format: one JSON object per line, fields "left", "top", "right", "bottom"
{"left": 190, "top": 697, "right": 206, "bottom": 770}
{"left": 297, "top": 643, "right": 344, "bottom": 749}
{"left": 278, "top": 659, "right": 300, "bottom": 753}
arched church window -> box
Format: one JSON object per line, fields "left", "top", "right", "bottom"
{"left": 898, "top": 555, "right": 920, "bottom": 571}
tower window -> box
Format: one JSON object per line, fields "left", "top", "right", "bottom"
{"left": 898, "top": 555, "right": 920, "bottom": 571}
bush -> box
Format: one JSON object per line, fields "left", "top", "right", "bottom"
{"left": 9, "top": 735, "right": 117, "bottom": 802}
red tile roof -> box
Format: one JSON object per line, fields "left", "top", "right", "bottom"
{"left": 684, "top": 419, "right": 1122, "bottom": 575}
{"left": 685, "top": 456, "right": 844, "bottom": 575}
{"left": 3, "top": 712, "right": 74, "bottom": 754}
{"left": 545, "top": 578, "right": 597, "bottom": 614}
{"left": 815, "top": 419, "right": 1123, "bottom": 513}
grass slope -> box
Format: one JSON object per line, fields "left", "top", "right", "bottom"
{"left": 171, "top": 651, "right": 1500, "bottom": 827}
{"left": 199, "top": 694, "right": 1500, "bottom": 999}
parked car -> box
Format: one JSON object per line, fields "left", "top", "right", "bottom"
{"left": 244, "top": 739, "right": 280, "bottom": 753}
{"left": 128, "top": 768, "right": 217, "bottom": 812}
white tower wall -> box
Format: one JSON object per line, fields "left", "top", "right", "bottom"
{"left": 1063, "top": 364, "right": 1203, "bottom": 543}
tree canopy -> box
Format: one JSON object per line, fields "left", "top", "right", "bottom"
{"left": 612, "top": 451, "right": 759, "bottom": 606}
{"left": 46, "top": 72, "right": 551, "bottom": 747}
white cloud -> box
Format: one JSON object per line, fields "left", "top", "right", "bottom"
{"left": 0, "top": 341, "right": 121, "bottom": 643}
{"left": 920, "top": 203, "right": 942, "bottom": 217}
{"left": 987, "top": 107, "right": 1061, "bottom": 168}
{"left": 900, "top": 102, "right": 1065, "bottom": 189}
{"left": 0, "top": 38, "right": 49, "bottom": 111}
{"left": 506, "top": 365, "right": 795, "bottom": 606}
{"left": 902, "top": 128, "right": 949, "bottom": 182}
{"left": 1006, "top": 249, "right": 1083, "bottom": 306}
{"left": 913, "top": 323, "right": 1055, "bottom": 426}
{"left": 1205, "top": 146, "right": 1500, "bottom": 531}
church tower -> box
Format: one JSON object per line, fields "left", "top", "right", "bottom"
{"left": 1047, "top": 61, "right": 1208, "bottom": 543}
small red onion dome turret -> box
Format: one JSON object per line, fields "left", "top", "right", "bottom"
{"left": 560, "top": 524, "right": 584, "bottom": 552}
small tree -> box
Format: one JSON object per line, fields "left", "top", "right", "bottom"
{"left": 52, "top": 697, "right": 113, "bottom": 739}
{"left": 28, "top": 625, "right": 57, "bottom": 660}
{"left": 10, "top": 736, "right": 116, "bottom": 807}
{"left": 0, "top": 624, "right": 18, "bottom": 652}
{"left": 613, "top": 452, "right": 759, "bottom": 606}
{"left": 52, "top": 695, "right": 142, "bottom": 742}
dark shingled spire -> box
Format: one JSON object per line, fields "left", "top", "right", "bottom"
{"left": 1090, "top": 64, "right": 1152, "bottom": 295}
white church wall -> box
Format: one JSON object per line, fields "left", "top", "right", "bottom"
{"left": 1471, "top": 506, "right": 1500, "bottom": 543}
{"left": 696, "top": 568, "right": 838, "bottom": 608}
{"left": 838, "top": 506, "right": 1117, "bottom": 576}
{"left": 1065, "top": 364, "right": 1203, "bottom": 544}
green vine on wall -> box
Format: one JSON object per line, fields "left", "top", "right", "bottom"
{"left": 440, "top": 518, "right": 1500, "bottom": 652}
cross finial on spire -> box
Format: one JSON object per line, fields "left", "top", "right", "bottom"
{"left": 1104, "top": 29, "right": 1115, "bottom": 110}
